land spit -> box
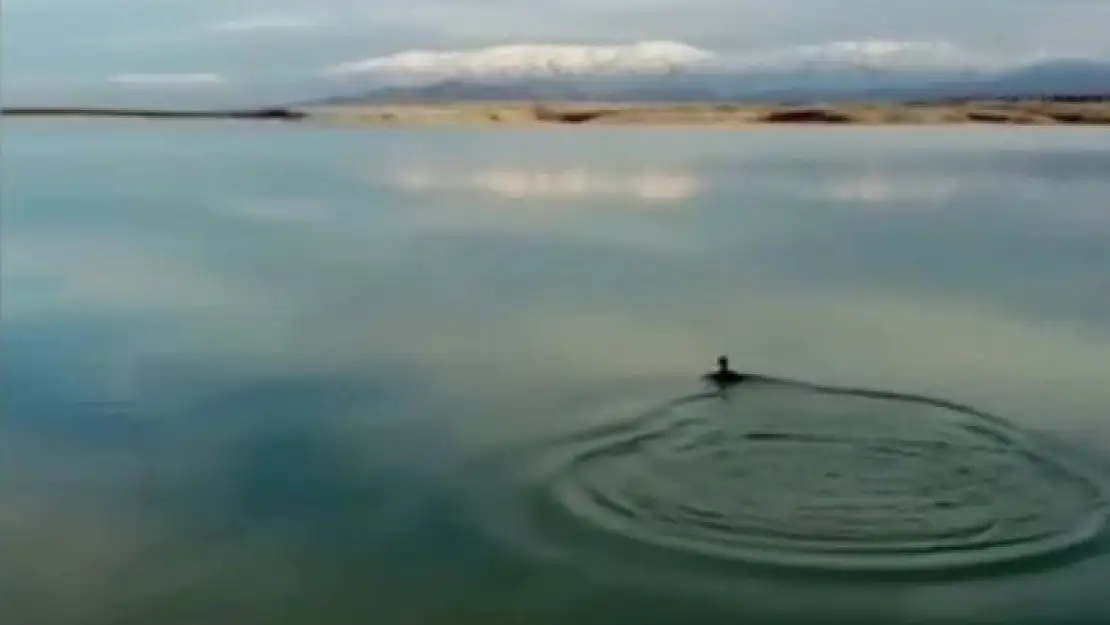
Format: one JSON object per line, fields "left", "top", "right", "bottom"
{"left": 6, "top": 100, "right": 1110, "bottom": 127}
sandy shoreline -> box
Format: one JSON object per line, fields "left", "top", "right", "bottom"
{"left": 5, "top": 101, "right": 1110, "bottom": 127}
{"left": 305, "top": 101, "right": 1110, "bottom": 127}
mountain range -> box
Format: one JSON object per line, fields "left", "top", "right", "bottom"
{"left": 312, "top": 58, "right": 1110, "bottom": 105}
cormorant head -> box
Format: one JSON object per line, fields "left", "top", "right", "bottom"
{"left": 718, "top": 355, "right": 729, "bottom": 371}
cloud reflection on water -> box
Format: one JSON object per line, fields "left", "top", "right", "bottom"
{"left": 819, "top": 171, "right": 961, "bottom": 204}
{"left": 389, "top": 164, "right": 701, "bottom": 203}
{"left": 217, "top": 196, "right": 334, "bottom": 223}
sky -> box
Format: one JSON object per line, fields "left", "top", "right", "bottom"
{"left": 3, "top": 0, "right": 1110, "bottom": 106}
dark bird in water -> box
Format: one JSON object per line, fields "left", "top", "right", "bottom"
{"left": 703, "top": 355, "right": 748, "bottom": 389}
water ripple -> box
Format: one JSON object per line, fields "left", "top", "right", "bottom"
{"left": 493, "top": 379, "right": 1109, "bottom": 574}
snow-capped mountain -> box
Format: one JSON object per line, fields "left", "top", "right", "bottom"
{"left": 325, "top": 41, "right": 715, "bottom": 79}
{"left": 311, "top": 41, "right": 1110, "bottom": 105}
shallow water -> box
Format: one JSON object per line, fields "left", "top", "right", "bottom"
{"left": 3, "top": 123, "right": 1110, "bottom": 625}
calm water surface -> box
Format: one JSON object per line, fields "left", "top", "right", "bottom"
{"left": 3, "top": 123, "right": 1110, "bottom": 625}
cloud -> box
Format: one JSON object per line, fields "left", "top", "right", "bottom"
{"left": 100, "top": 15, "right": 323, "bottom": 52}
{"left": 109, "top": 72, "right": 226, "bottom": 85}
{"left": 324, "top": 41, "right": 715, "bottom": 78}
{"left": 207, "top": 14, "right": 321, "bottom": 33}
{"left": 727, "top": 39, "right": 1005, "bottom": 69}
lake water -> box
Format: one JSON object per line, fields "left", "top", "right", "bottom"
{"left": 3, "top": 122, "right": 1110, "bottom": 625}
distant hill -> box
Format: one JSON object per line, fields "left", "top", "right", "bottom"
{"left": 312, "top": 59, "right": 1110, "bottom": 105}
{"left": 975, "top": 60, "right": 1110, "bottom": 97}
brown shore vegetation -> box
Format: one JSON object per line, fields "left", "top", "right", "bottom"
{"left": 305, "top": 100, "right": 1110, "bottom": 127}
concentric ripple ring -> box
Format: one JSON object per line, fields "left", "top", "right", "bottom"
{"left": 522, "top": 380, "right": 1109, "bottom": 573}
